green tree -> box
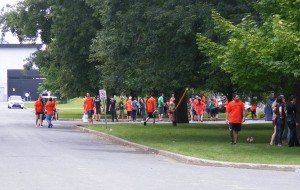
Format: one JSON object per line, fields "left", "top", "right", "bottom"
{"left": 1, "top": 0, "right": 101, "bottom": 98}
{"left": 197, "top": 4, "right": 300, "bottom": 95}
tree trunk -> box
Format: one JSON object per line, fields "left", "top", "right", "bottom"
{"left": 174, "top": 88, "right": 189, "bottom": 123}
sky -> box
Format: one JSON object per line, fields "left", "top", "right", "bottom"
{"left": 0, "top": 0, "right": 41, "bottom": 44}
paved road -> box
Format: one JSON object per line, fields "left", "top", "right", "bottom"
{"left": 0, "top": 103, "right": 299, "bottom": 190}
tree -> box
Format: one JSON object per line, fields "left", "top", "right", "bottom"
{"left": 1, "top": 0, "right": 102, "bottom": 98}
{"left": 196, "top": 1, "right": 300, "bottom": 95}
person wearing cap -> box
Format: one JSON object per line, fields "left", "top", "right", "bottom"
{"left": 226, "top": 94, "right": 245, "bottom": 144}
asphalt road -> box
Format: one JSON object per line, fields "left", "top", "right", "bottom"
{"left": 0, "top": 102, "right": 299, "bottom": 190}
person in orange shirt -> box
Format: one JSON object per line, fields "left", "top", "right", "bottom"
{"left": 126, "top": 96, "right": 133, "bottom": 121}
{"left": 144, "top": 94, "right": 157, "bottom": 126}
{"left": 196, "top": 96, "right": 204, "bottom": 122}
{"left": 251, "top": 104, "right": 257, "bottom": 120}
{"left": 214, "top": 96, "right": 219, "bottom": 120}
{"left": 84, "top": 92, "right": 94, "bottom": 124}
{"left": 45, "top": 97, "right": 55, "bottom": 128}
{"left": 226, "top": 94, "right": 245, "bottom": 144}
{"left": 34, "top": 96, "right": 44, "bottom": 128}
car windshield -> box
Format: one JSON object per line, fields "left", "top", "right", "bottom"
{"left": 9, "top": 96, "right": 22, "bottom": 101}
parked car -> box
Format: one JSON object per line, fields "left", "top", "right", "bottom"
{"left": 8, "top": 95, "right": 24, "bottom": 109}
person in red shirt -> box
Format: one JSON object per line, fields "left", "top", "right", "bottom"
{"left": 144, "top": 94, "right": 157, "bottom": 126}
{"left": 251, "top": 104, "right": 257, "bottom": 120}
{"left": 226, "top": 94, "right": 245, "bottom": 144}
{"left": 34, "top": 96, "right": 44, "bottom": 127}
{"left": 45, "top": 97, "right": 55, "bottom": 128}
{"left": 84, "top": 92, "right": 94, "bottom": 124}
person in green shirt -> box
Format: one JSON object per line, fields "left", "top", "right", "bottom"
{"left": 157, "top": 93, "right": 164, "bottom": 121}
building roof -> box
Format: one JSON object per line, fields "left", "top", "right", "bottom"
{"left": 0, "top": 44, "right": 43, "bottom": 49}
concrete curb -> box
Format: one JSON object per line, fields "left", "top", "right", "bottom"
{"left": 76, "top": 126, "right": 300, "bottom": 172}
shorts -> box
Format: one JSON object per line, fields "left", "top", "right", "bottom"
{"left": 87, "top": 110, "right": 93, "bottom": 118}
{"left": 148, "top": 112, "right": 156, "bottom": 118}
{"left": 36, "top": 112, "right": 44, "bottom": 115}
{"left": 127, "top": 111, "right": 132, "bottom": 116}
{"left": 158, "top": 107, "right": 164, "bottom": 114}
{"left": 229, "top": 123, "right": 241, "bottom": 132}
{"left": 215, "top": 107, "right": 219, "bottom": 114}
{"left": 96, "top": 108, "right": 101, "bottom": 114}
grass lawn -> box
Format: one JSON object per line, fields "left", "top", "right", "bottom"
{"left": 85, "top": 123, "right": 300, "bottom": 165}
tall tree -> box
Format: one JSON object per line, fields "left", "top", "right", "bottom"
{"left": 1, "top": 0, "right": 102, "bottom": 98}
{"left": 196, "top": 1, "right": 300, "bottom": 95}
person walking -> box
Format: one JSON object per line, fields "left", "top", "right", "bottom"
{"left": 108, "top": 96, "right": 118, "bottom": 122}
{"left": 226, "top": 94, "right": 245, "bottom": 144}
{"left": 144, "top": 94, "right": 157, "bottom": 126}
{"left": 84, "top": 92, "right": 94, "bottom": 125}
{"left": 34, "top": 96, "right": 44, "bottom": 128}
{"left": 286, "top": 95, "right": 299, "bottom": 147}
{"left": 45, "top": 97, "right": 55, "bottom": 128}
{"left": 157, "top": 93, "right": 164, "bottom": 121}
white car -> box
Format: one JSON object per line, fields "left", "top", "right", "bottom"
{"left": 8, "top": 95, "right": 24, "bottom": 109}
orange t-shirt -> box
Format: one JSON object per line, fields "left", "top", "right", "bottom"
{"left": 84, "top": 97, "right": 94, "bottom": 111}
{"left": 126, "top": 100, "right": 133, "bottom": 111}
{"left": 147, "top": 97, "right": 157, "bottom": 113}
{"left": 214, "top": 97, "right": 219, "bottom": 107}
{"left": 251, "top": 105, "right": 257, "bottom": 111}
{"left": 226, "top": 100, "right": 244, "bottom": 123}
{"left": 34, "top": 100, "right": 44, "bottom": 113}
{"left": 196, "top": 100, "right": 204, "bottom": 115}
{"left": 46, "top": 101, "right": 55, "bottom": 114}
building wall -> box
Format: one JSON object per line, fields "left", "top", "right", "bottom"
{"left": 0, "top": 44, "right": 42, "bottom": 101}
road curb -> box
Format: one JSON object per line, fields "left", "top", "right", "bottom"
{"left": 76, "top": 126, "right": 300, "bottom": 172}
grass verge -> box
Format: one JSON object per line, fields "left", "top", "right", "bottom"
{"left": 85, "top": 123, "right": 300, "bottom": 165}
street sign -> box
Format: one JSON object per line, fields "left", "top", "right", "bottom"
{"left": 99, "top": 89, "right": 107, "bottom": 100}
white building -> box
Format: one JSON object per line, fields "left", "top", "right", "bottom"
{"left": 0, "top": 44, "right": 42, "bottom": 101}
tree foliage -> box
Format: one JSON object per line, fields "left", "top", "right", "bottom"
{"left": 1, "top": 0, "right": 101, "bottom": 98}
{"left": 197, "top": 0, "right": 300, "bottom": 94}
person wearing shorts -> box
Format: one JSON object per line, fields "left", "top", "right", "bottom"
{"left": 84, "top": 92, "right": 94, "bottom": 124}
{"left": 144, "top": 94, "right": 157, "bottom": 126}
{"left": 157, "top": 93, "right": 164, "bottom": 121}
{"left": 226, "top": 94, "right": 245, "bottom": 144}
{"left": 34, "top": 96, "right": 44, "bottom": 128}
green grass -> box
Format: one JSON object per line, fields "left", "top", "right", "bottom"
{"left": 85, "top": 123, "right": 300, "bottom": 165}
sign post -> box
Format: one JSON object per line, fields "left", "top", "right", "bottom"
{"left": 99, "top": 89, "right": 107, "bottom": 128}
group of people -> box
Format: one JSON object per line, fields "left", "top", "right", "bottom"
{"left": 83, "top": 92, "right": 177, "bottom": 125}
{"left": 270, "top": 95, "right": 299, "bottom": 147}
{"left": 34, "top": 96, "right": 57, "bottom": 128}
{"left": 188, "top": 95, "right": 221, "bottom": 122}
